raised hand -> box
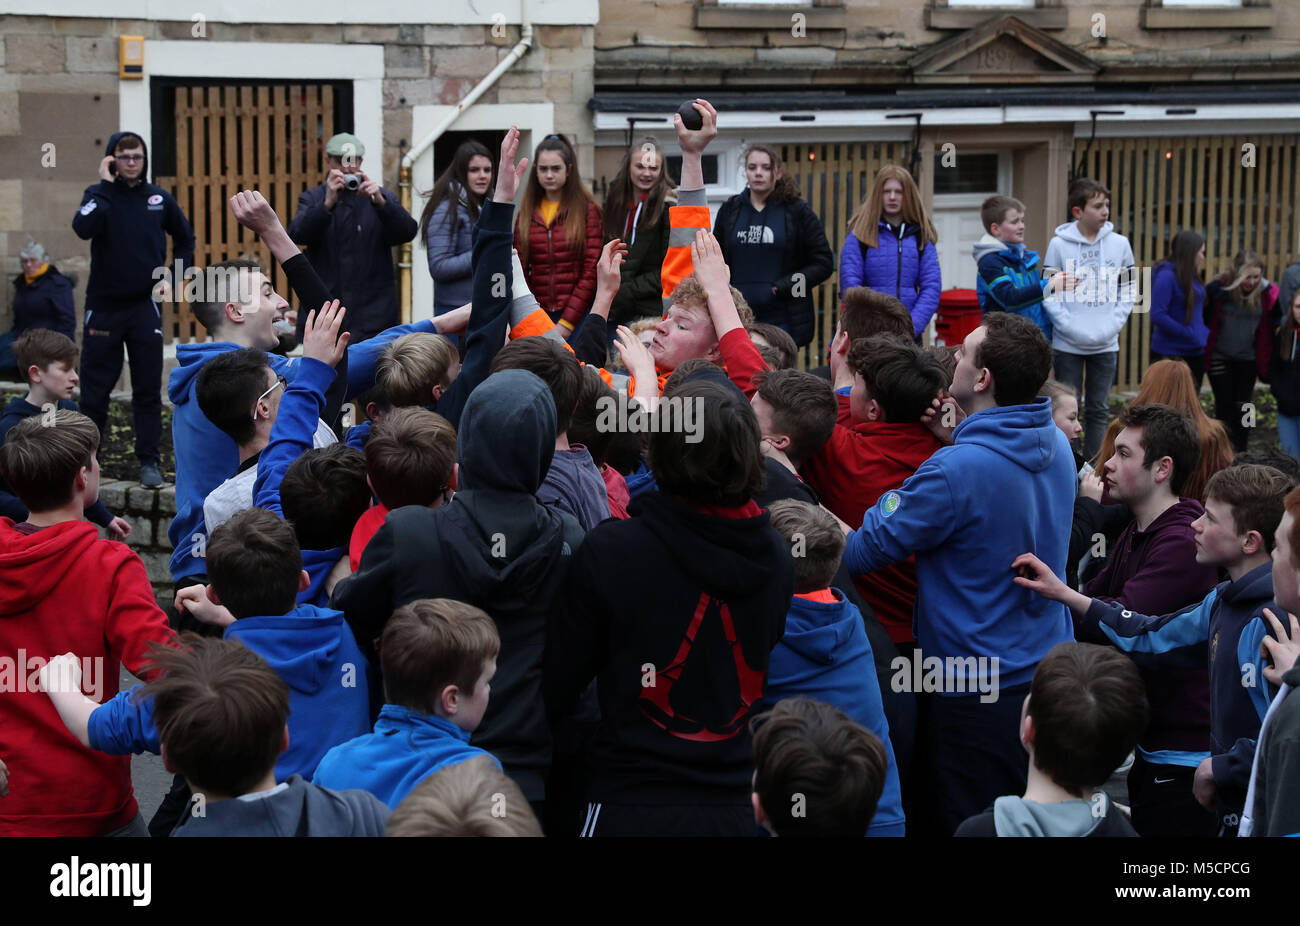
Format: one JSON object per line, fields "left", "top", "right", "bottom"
{"left": 675, "top": 99, "right": 718, "bottom": 155}
{"left": 1262, "top": 607, "right": 1300, "bottom": 687}
{"left": 690, "top": 230, "right": 730, "bottom": 293}
{"left": 596, "top": 239, "right": 627, "bottom": 301}
{"left": 494, "top": 125, "right": 531, "bottom": 204}
{"left": 301, "top": 299, "right": 350, "bottom": 368}
{"left": 1079, "top": 471, "right": 1104, "bottom": 503}
{"left": 230, "top": 190, "right": 284, "bottom": 239}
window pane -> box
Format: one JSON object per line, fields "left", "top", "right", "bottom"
{"left": 933, "top": 152, "right": 1000, "bottom": 194}
{"left": 667, "top": 154, "right": 718, "bottom": 185}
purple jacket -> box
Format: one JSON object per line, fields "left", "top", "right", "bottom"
{"left": 1079, "top": 497, "right": 1220, "bottom": 754}
{"left": 839, "top": 223, "right": 942, "bottom": 337}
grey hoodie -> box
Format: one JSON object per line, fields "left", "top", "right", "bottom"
{"left": 170, "top": 776, "right": 389, "bottom": 837}
{"left": 1041, "top": 220, "right": 1137, "bottom": 355}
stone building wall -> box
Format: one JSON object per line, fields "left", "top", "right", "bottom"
{"left": 0, "top": 15, "right": 594, "bottom": 331}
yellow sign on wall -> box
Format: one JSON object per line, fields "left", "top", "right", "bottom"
{"left": 119, "top": 36, "right": 144, "bottom": 79}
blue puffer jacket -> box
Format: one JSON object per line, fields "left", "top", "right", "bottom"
{"left": 1149, "top": 261, "right": 1208, "bottom": 357}
{"left": 424, "top": 186, "right": 475, "bottom": 309}
{"left": 840, "top": 223, "right": 942, "bottom": 337}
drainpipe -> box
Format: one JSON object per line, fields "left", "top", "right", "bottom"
{"left": 398, "top": 16, "right": 534, "bottom": 322}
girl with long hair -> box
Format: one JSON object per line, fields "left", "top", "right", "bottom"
{"left": 420, "top": 140, "right": 493, "bottom": 338}
{"left": 840, "top": 165, "right": 942, "bottom": 338}
{"left": 1269, "top": 287, "right": 1300, "bottom": 457}
{"left": 1149, "top": 230, "right": 1208, "bottom": 389}
{"left": 601, "top": 136, "right": 677, "bottom": 328}
{"left": 711, "top": 143, "right": 833, "bottom": 348}
{"left": 514, "top": 134, "right": 603, "bottom": 335}
{"left": 1205, "top": 249, "right": 1280, "bottom": 452}
{"left": 1094, "top": 358, "right": 1232, "bottom": 504}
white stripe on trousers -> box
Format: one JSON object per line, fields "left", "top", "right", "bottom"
{"left": 580, "top": 802, "right": 602, "bottom": 837}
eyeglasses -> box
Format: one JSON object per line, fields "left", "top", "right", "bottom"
{"left": 253, "top": 375, "right": 287, "bottom": 421}
{"left": 115, "top": 154, "right": 145, "bottom": 162}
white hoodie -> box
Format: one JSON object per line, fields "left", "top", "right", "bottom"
{"left": 1041, "top": 220, "right": 1136, "bottom": 355}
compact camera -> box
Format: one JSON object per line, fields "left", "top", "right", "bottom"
{"left": 343, "top": 173, "right": 363, "bottom": 191}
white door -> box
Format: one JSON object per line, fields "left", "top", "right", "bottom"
{"left": 930, "top": 149, "right": 1014, "bottom": 291}
{"left": 933, "top": 195, "right": 992, "bottom": 291}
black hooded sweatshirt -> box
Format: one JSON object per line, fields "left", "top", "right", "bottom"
{"left": 72, "top": 132, "right": 195, "bottom": 303}
{"left": 330, "top": 369, "right": 584, "bottom": 802}
{"left": 548, "top": 490, "right": 794, "bottom": 806}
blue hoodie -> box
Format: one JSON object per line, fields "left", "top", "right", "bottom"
{"left": 765, "top": 590, "right": 906, "bottom": 837}
{"left": 312, "top": 704, "right": 500, "bottom": 809}
{"left": 166, "top": 320, "right": 436, "bottom": 581}
{"left": 88, "top": 603, "right": 370, "bottom": 782}
{"left": 843, "top": 398, "right": 1076, "bottom": 691}
{"left": 249, "top": 356, "right": 349, "bottom": 608}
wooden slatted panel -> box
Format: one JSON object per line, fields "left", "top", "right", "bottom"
{"left": 1075, "top": 133, "right": 1300, "bottom": 390}
{"left": 155, "top": 82, "right": 334, "bottom": 343}
{"left": 778, "top": 140, "right": 908, "bottom": 368}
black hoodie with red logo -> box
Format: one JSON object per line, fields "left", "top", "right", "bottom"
{"left": 548, "top": 492, "right": 794, "bottom": 806}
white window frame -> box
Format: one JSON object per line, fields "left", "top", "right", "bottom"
{"left": 119, "top": 40, "right": 384, "bottom": 183}
{"left": 409, "top": 103, "right": 555, "bottom": 322}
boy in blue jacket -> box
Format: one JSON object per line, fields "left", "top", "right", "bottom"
{"left": 1014, "top": 463, "right": 1297, "bottom": 836}
{"left": 313, "top": 599, "right": 500, "bottom": 808}
{"left": 0, "top": 329, "right": 129, "bottom": 538}
{"left": 841, "top": 312, "right": 1075, "bottom": 836}
{"left": 43, "top": 506, "right": 371, "bottom": 792}
{"left": 167, "top": 192, "right": 477, "bottom": 595}
{"left": 973, "top": 195, "right": 1075, "bottom": 341}
{"left": 42, "top": 635, "right": 386, "bottom": 836}
{"left": 764, "top": 499, "right": 905, "bottom": 837}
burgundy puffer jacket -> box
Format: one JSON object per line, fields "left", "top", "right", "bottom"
{"left": 515, "top": 200, "right": 603, "bottom": 328}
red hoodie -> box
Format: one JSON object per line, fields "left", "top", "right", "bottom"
{"left": 0, "top": 519, "right": 176, "bottom": 836}
{"left": 800, "top": 395, "right": 943, "bottom": 643}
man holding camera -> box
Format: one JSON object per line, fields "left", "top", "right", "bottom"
{"left": 287, "top": 133, "right": 418, "bottom": 343}
{"left": 73, "top": 130, "right": 194, "bottom": 488}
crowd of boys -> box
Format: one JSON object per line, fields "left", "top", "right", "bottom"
{"left": 4, "top": 102, "right": 1300, "bottom": 839}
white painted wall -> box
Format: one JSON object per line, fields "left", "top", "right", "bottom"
{"left": 120, "top": 40, "right": 384, "bottom": 182}
{"left": 408, "top": 103, "right": 554, "bottom": 322}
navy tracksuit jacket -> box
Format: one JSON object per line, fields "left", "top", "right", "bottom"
{"left": 72, "top": 131, "right": 194, "bottom": 465}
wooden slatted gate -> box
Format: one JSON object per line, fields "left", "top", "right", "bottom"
{"left": 154, "top": 83, "right": 338, "bottom": 344}
{"left": 1073, "top": 134, "right": 1300, "bottom": 391}
{"left": 778, "top": 141, "right": 910, "bottom": 368}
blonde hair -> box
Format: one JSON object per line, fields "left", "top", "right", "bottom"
{"left": 386, "top": 755, "right": 543, "bottom": 837}
{"left": 376, "top": 333, "right": 459, "bottom": 408}
{"left": 668, "top": 273, "right": 755, "bottom": 328}
{"left": 849, "top": 165, "right": 937, "bottom": 250}
{"left": 1041, "top": 379, "right": 1078, "bottom": 408}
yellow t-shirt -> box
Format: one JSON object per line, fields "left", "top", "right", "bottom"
{"left": 538, "top": 199, "right": 560, "bottom": 227}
